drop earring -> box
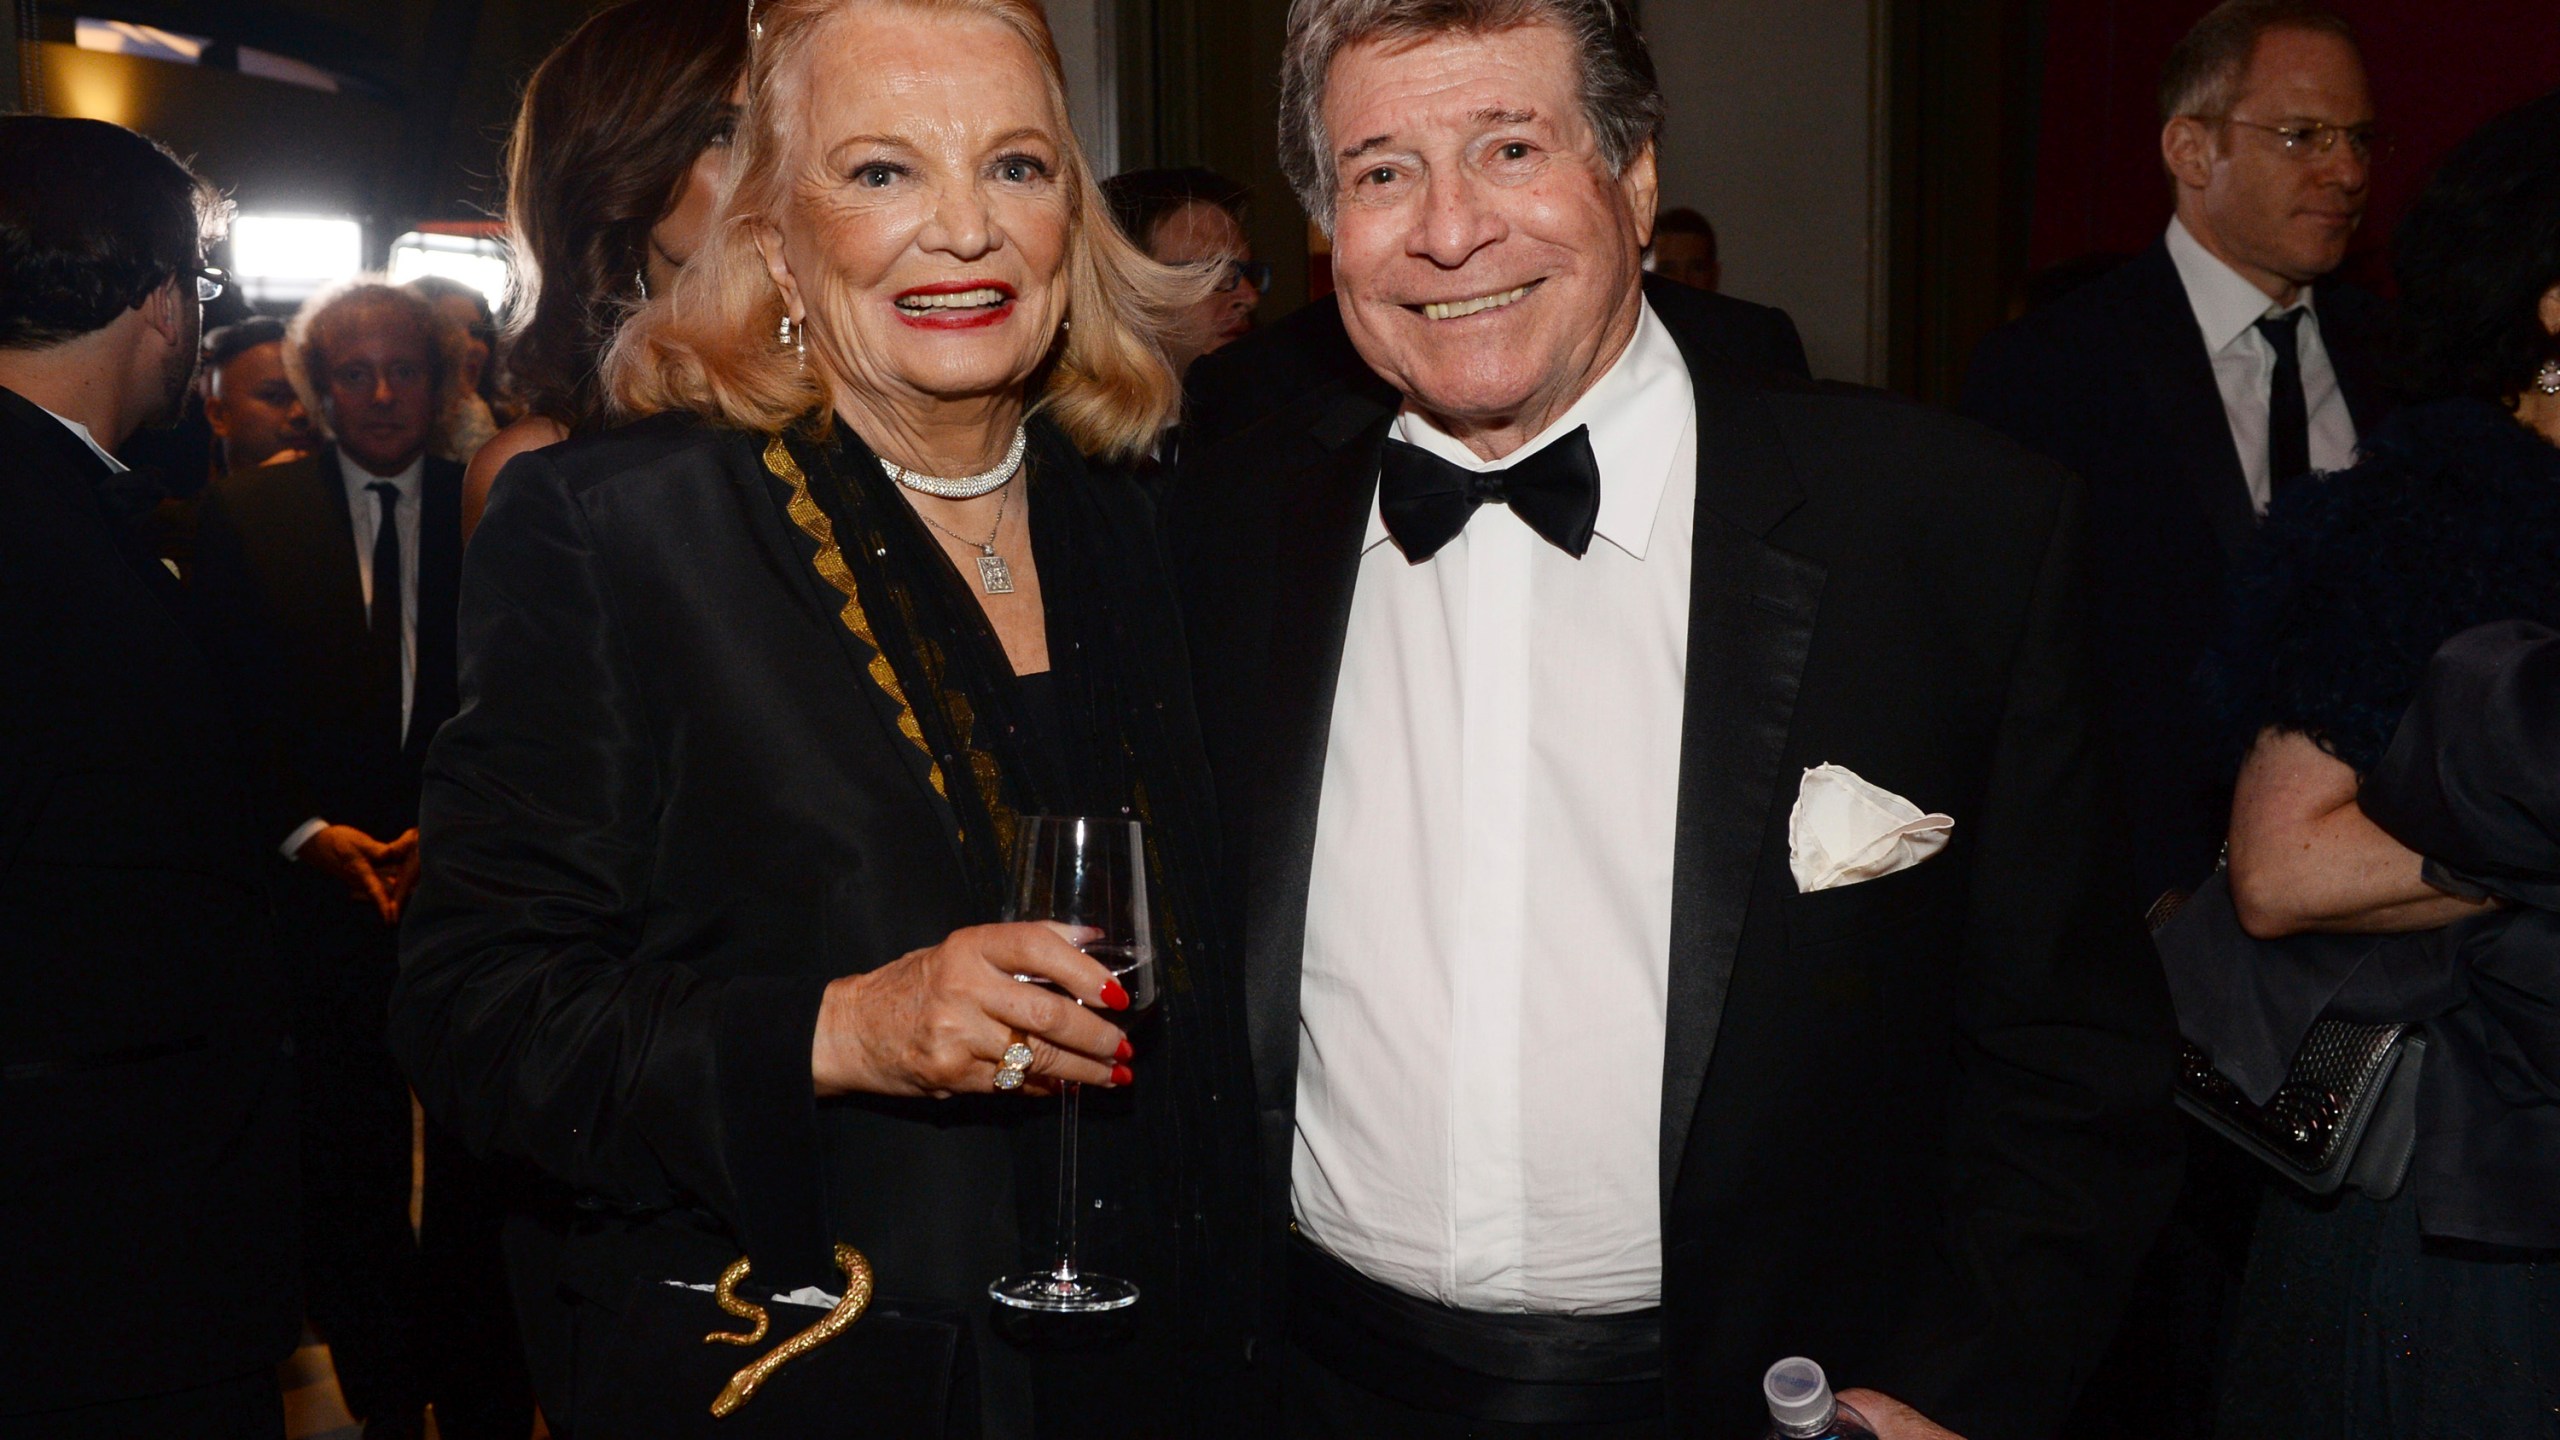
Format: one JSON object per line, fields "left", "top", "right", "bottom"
{"left": 635, "top": 268, "right": 650, "bottom": 301}
{"left": 2537, "top": 358, "right": 2560, "bottom": 396}
{"left": 778, "top": 313, "right": 805, "bottom": 364}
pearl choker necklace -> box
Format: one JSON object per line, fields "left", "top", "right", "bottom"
{"left": 878, "top": 425, "right": 1028, "bottom": 500}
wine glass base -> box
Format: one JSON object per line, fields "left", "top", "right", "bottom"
{"left": 988, "top": 1271, "right": 1140, "bottom": 1313}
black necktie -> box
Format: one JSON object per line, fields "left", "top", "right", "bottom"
{"left": 1377, "top": 425, "right": 1601, "bottom": 563}
{"left": 2257, "top": 310, "right": 2312, "bottom": 506}
{"left": 367, "top": 482, "right": 404, "bottom": 742}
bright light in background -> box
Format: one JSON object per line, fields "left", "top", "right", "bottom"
{"left": 76, "top": 16, "right": 343, "bottom": 92}
{"left": 74, "top": 19, "right": 206, "bottom": 64}
{"left": 387, "top": 232, "right": 512, "bottom": 316}
{"left": 231, "top": 215, "right": 363, "bottom": 306}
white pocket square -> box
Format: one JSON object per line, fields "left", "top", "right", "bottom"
{"left": 1788, "top": 763, "right": 1953, "bottom": 893}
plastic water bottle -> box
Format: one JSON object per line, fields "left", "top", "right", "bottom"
{"left": 1761, "top": 1357, "right": 1878, "bottom": 1440}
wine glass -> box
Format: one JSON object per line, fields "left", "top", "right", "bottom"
{"left": 989, "top": 815, "right": 1158, "bottom": 1312}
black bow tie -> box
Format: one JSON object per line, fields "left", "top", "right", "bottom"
{"left": 1377, "top": 425, "right": 1601, "bottom": 563}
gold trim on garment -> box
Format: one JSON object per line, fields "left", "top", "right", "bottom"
{"left": 765, "top": 435, "right": 947, "bottom": 800}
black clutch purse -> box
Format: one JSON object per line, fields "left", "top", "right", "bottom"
{"left": 2152, "top": 888, "right": 2428, "bottom": 1199}
{"left": 2175, "top": 1020, "right": 2426, "bottom": 1199}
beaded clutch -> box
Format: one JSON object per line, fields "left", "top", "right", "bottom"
{"left": 2175, "top": 1021, "right": 2425, "bottom": 1198}
{"left": 2151, "top": 886, "right": 2427, "bottom": 1198}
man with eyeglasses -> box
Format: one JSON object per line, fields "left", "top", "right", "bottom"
{"left": 1964, "top": 0, "right": 2389, "bottom": 916}
{"left": 0, "top": 116, "right": 302, "bottom": 1439}
{"left": 1961, "top": 3, "right": 2391, "bottom": 1436}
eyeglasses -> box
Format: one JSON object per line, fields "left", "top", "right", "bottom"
{"left": 2213, "top": 117, "right": 2392, "bottom": 164}
{"left": 193, "top": 266, "right": 229, "bottom": 303}
{"left": 1211, "top": 258, "right": 1271, "bottom": 295}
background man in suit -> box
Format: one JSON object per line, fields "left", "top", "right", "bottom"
{"left": 1169, "top": 2, "right": 2180, "bottom": 1436}
{"left": 0, "top": 115, "right": 300, "bottom": 1439}
{"left": 1960, "top": 9, "right": 2384, "bottom": 1435}
{"left": 1962, "top": 0, "right": 2386, "bottom": 914}
{"left": 195, "top": 281, "right": 526, "bottom": 1440}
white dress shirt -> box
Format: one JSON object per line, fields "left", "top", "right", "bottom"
{"left": 2166, "top": 217, "right": 2358, "bottom": 512}
{"left": 1293, "top": 301, "right": 1696, "bottom": 1314}
{"left": 280, "top": 450, "right": 424, "bottom": 859}
{"left": 33, "top": 404, "right": 130, "bottom": 475}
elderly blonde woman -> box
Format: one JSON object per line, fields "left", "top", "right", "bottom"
{"left": 387, "top": 2, "right": 1252, "bottom": 1435}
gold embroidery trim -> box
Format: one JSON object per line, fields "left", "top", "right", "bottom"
{"left": 703, "top": 1244, "right": 876, "bottom": 1417}
{"left": 765, "top": 435, "right": 946, "bottom": 799}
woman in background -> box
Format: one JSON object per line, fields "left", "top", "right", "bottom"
{"left": 459, "top": 0, "right": 749, "bottom": 541}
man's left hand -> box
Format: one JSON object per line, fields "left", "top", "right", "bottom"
{"left": 1838, "top": 1391, "right": 1965, "bottom": 1440}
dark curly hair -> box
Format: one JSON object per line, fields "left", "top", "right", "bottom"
{"left": 500, "top": 0, "right": 749, "bottom": 432}
{"left": 2389, "top": 89, "right": 2560, "bottom": 407}
{"left": 0, "top": 117, "right": 228, "bottom": 350}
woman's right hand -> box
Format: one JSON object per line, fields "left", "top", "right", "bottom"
{"left": 809, "top": 922, "right": 1134, "bottom": 1099}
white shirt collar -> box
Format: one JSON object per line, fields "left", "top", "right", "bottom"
{"left": 340, "top": 448, "right": 425, "bottom": 504}
{"left": 34, "top": 403, "right": 129, "bottom": 475}
{"left": 1368, "top": 298, "right": 1693, "bottom": 560}
{"left": 2166, "top": 216, "right": 2313, "bottom": 354}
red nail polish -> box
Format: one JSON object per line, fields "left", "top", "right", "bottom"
{"left": 1110, "top": 1064, "right": 1134, "bottom": 1086}
{"left": 1114, "top": 1038, "right": 1133, "bottom": 1063}
{"left": 1100, "top": 979, "right": 1130, "bottom": 1011}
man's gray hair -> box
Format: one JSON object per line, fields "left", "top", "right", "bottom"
{"left": 1279, "top": 0, "right": 1664, "bottom": 233}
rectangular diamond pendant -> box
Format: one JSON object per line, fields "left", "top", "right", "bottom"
{"left": 977, "top": 551, "right": 1015, "bottom": 594}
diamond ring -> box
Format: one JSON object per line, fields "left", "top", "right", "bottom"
{"left": 993, "top": 1039, "right": 1035, "bottom": 1091}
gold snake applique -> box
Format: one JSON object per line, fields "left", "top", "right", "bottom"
{"left": 701, "top": 1243, "right": 876, "bottom": 1417}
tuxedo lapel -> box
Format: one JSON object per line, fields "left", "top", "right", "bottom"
{"left": 2116, "top": 243, "right": 2256, "bottom": 563}
{"left": 1654, "top": 355, "right": 1826, "bottom": 1199}
{"left": 1242, "top": 391, "right": 1394, "bottom": 1112}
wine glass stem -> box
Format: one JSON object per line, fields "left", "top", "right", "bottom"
{"left": 1053, "top": 1080, "right": 1083, "bottom": 1285}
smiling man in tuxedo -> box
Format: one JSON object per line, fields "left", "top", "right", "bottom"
{"left": 1167, "top": 2, "right": 2182, "bottom": 1436}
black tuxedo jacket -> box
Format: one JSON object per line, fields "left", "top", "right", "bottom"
{"left": 1960, "top": 237, "right": 2390, "bottom": 905}
{"left": 1169, "top": 301, "right": 2183, "bottom": 1439}
{"left": 192, "top": 446, "right": 463, "bottom": 942}
{"left": 0, "top": 387, "right": 300, "bottom": 1412}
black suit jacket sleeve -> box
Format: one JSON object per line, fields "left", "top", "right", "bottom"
{"left": 187, "top": 485, "right": 311, "bottom": 850}
{"left": 1875, "top": 474, "right": 2182, "bottom": 1437}
{"left": 389, "top": 451, "right": 830, "bottom": 1263}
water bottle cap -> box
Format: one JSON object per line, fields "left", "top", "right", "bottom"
{"left": 1763, "top": 1356, "right": 1838, "bottom": 1437}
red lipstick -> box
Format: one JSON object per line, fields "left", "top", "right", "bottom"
{"left": 892, "top": 279, "right": 1018, "bottom": 331}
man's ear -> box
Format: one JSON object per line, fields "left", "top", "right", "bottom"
{"left": 1621, "top": 140, "right": 1662, "bottom": 251}
{"left": 137, "top": 275, "right": 186, "bottom": 346}
{"left": 2161, "top": 117, "right": 2216, "bottom": 192}
{"left": 754, "top": 221, "right": 804, "bottom": 325}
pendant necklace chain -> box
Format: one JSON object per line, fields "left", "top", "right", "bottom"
{"left": 882, "top": 425, "right": 1028, "bottom": 594}
{"left": 908, "top": 478, "right": 1017, "bottom": 595}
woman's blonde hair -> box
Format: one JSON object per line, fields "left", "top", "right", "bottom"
{"left": 604, "top": 0, "right": 1207, "bottom": 463}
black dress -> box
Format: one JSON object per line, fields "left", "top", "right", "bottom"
{"left": 2195, "top": 399, "right": 2560, "bottom": 1439}
{"left": 390, "top": 412, "right": 1257, "bottom": 1438}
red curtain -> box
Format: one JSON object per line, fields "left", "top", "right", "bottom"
{"left": 2031, "top": 1, "right": 2560, "bottom": 286}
